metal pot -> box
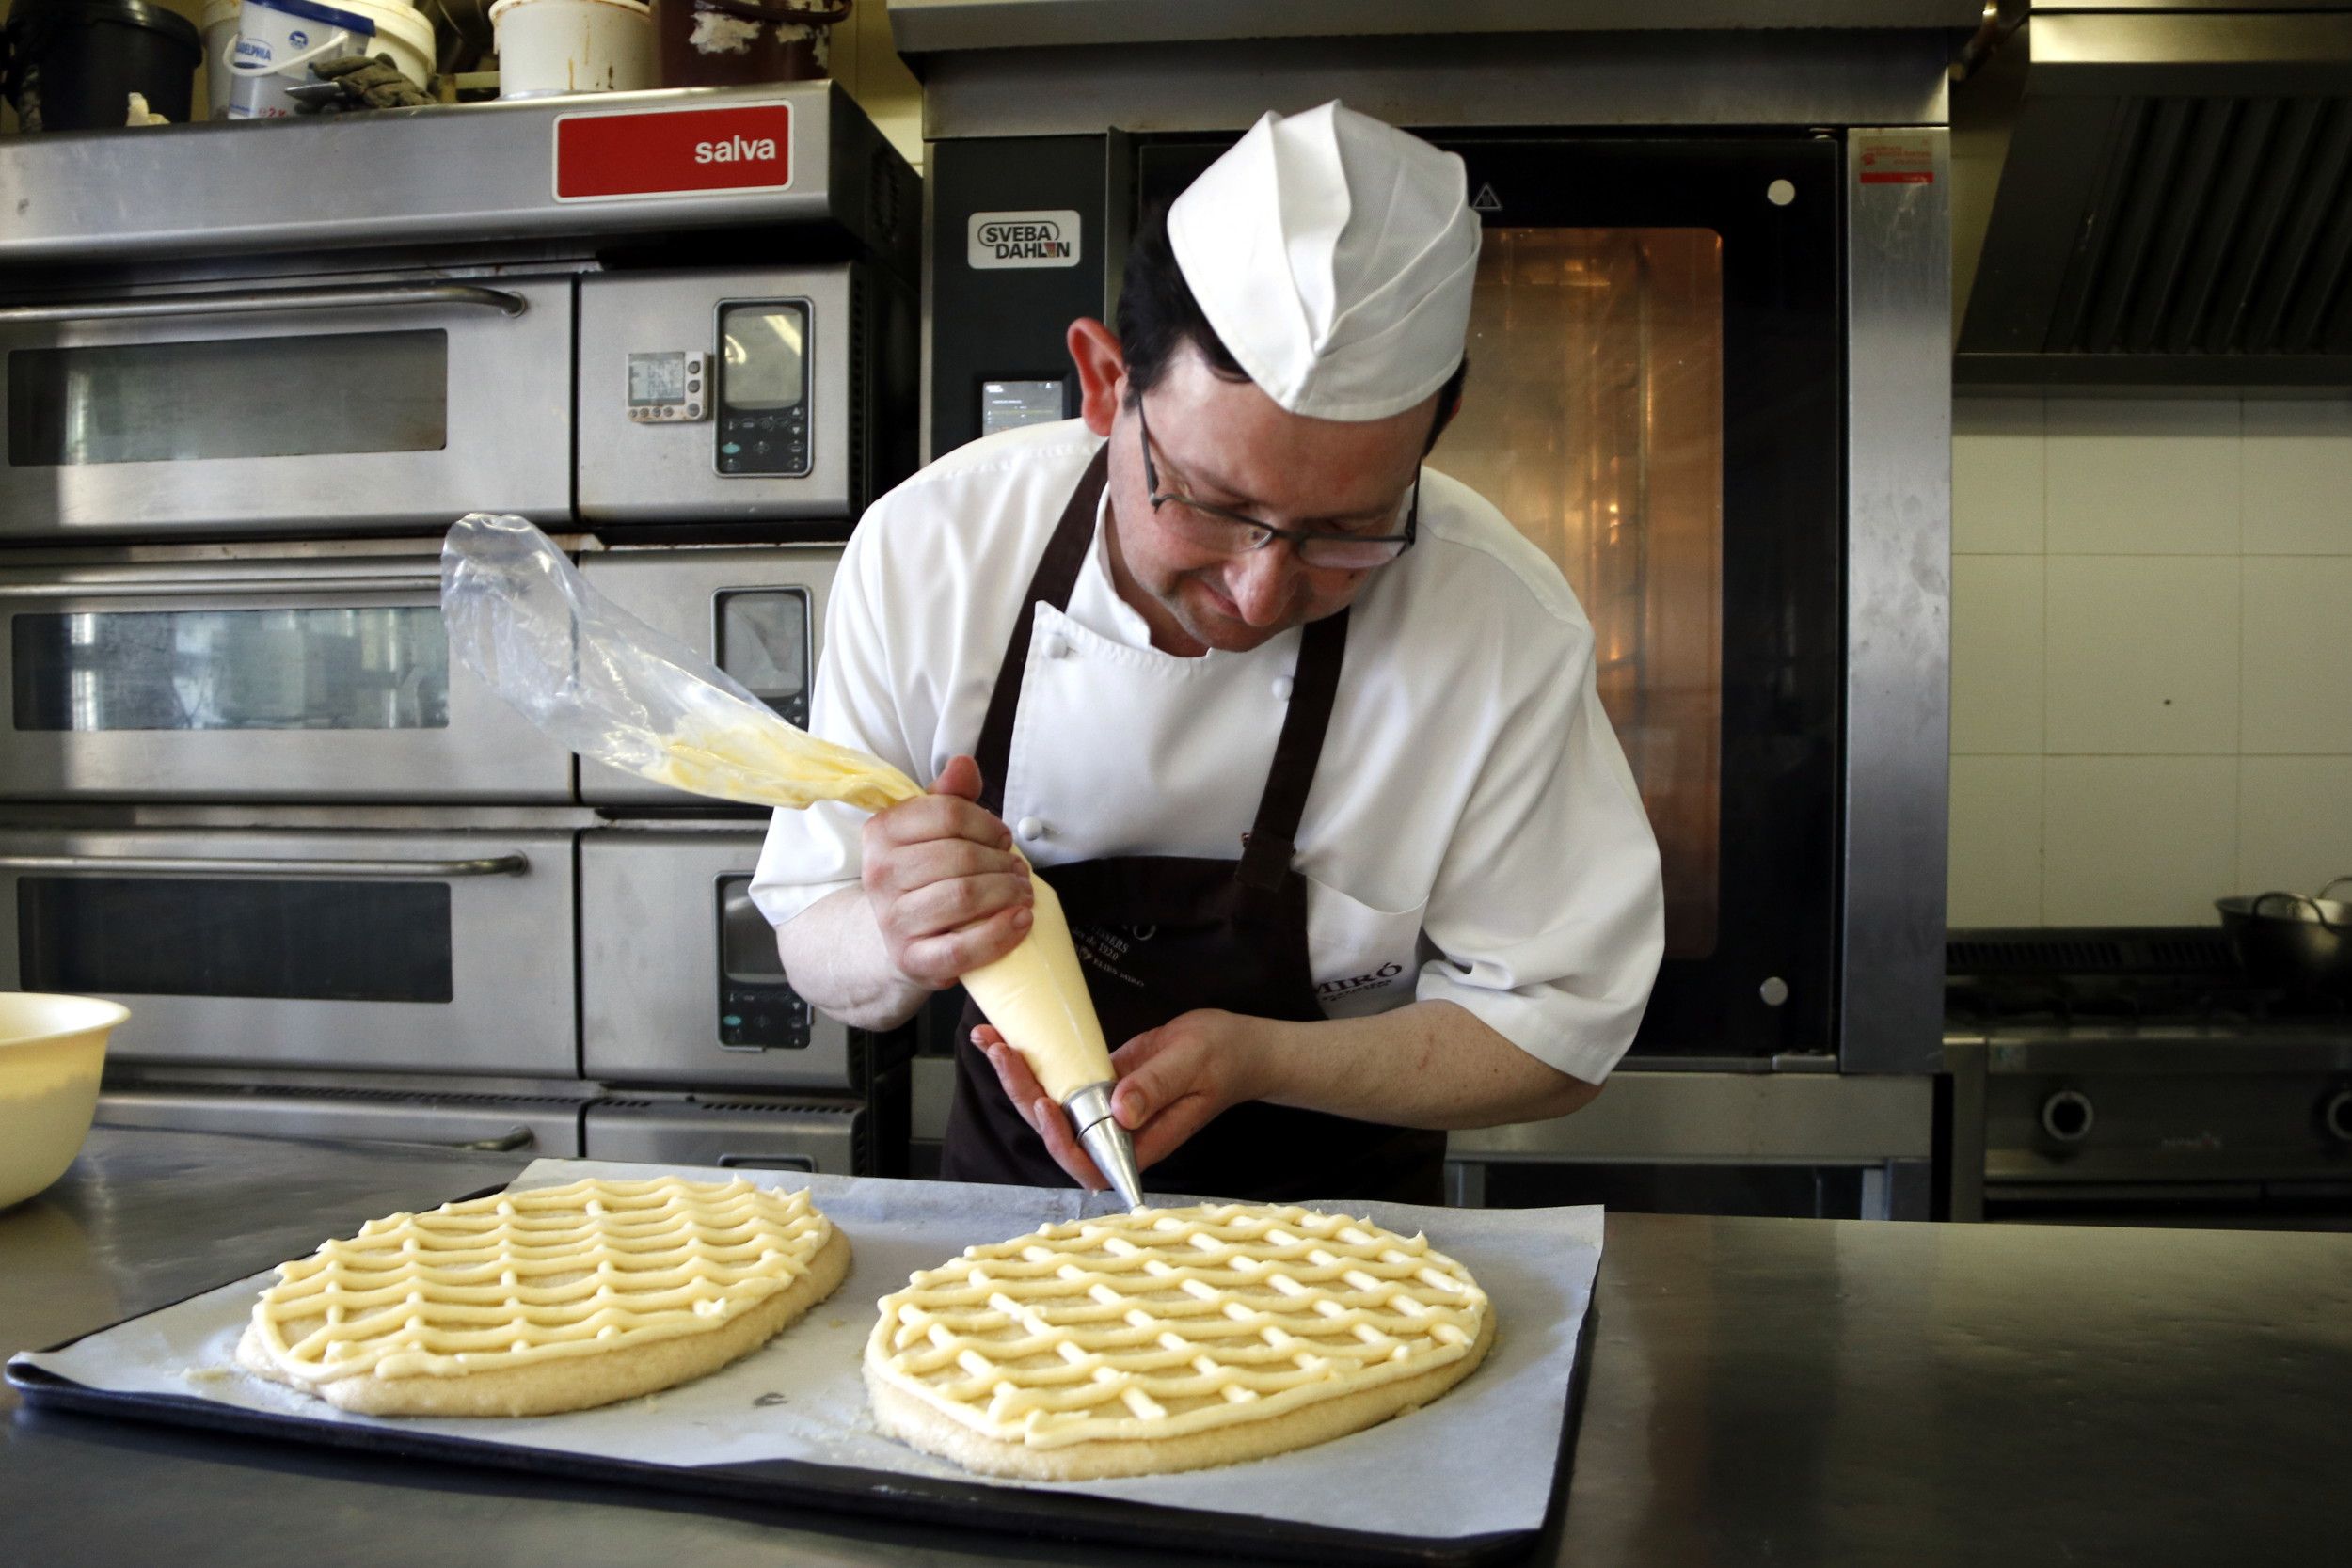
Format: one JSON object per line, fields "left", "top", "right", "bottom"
{"left": 2216, "top": 878, "right": 2352, "bottom": 996}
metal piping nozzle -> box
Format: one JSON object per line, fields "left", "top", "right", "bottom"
{"left": 1063, "top": 1080, "right": 1145, "bottom": 1212}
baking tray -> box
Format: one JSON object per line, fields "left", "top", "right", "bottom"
{"left": 8, "top": 1163, "right": 1603, "bottom": 1568}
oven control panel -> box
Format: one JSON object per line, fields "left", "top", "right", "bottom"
{"left": 720, "top": 875, "right": 811, "bottom": 1052}
{"left": 716, "top": 300, "right": 811, "bottom": 477}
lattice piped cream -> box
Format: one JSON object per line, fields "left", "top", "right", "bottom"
{"left": 865, "top": 1203, "right": 1493, "bottom": 1480}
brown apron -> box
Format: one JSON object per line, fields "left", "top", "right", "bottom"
{"left": 940, "top": 446, "right": 1447, "bottom": 1205}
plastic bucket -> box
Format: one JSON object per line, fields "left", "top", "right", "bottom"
{"left": 490, "top": 0, "right": 650, "bottom": 100}
{"left": 200, "top": 0, "right": 238, "bottom": 118}
{"left": 225, "top": 0, "right": 431, "bottom": 119}
{"left": 0, "top": 0, "right": 200, "bottom": 132}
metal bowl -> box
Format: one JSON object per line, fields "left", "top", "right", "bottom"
{"left": 0, "top": 993, "right": 131, "bottom": 1209}
{"left": 2216, "top": 879, "right": 2352, "bottom": 997}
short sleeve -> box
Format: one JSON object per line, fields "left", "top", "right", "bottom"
{"left": 1413, "top": 617, "right": 1664, "bottom": 1084}
{"left": 747, "top": 516, "right": 929, "bottom": 929}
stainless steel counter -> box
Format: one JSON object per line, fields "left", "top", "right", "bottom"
{"left": 6, "top": 1128, "right": 2348, "bottom": 1565}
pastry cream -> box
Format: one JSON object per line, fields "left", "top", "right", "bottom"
{"left": 958, "top": 874, "right": 1114, "bottom": 1101}
{"left": 246, "top": 1176, "right": 834, "bottom": 1384}
{"left": 866, "top": 1204, "right": 1490, "bottom": 1452}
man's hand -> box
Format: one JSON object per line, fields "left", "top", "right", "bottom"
{"left": 971, "top": 1024, "right": 1107, "bottom": 1190}
{"left": 972, "top": 1008, "right": 1273, "bottom": 1188}
{"left": 861, "top": 754, "right": 1032, "bottom": 990}
{"left": 1105, "top": 1010, "right": 1272, "bottom": 1170}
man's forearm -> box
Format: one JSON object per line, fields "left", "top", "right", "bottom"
{"left": 1255, "top": 1000, "right": 1601, "bottom": 1129}
{"left": 773, "top": 885, "right": 933, "bottom": 1032}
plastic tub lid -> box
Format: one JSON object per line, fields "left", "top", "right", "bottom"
{"left": 489, "top": 0, "right": 651, "bottom": 19}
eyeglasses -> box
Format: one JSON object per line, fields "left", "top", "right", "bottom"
{"left": 1136, "top": 401, "right": 1418, "bottom": 570}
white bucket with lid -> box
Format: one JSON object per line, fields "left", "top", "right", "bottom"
{"left": 490, "top": 0, "right": 651, "bottom": 100}
{"left": 201, "top": 0, "right": 241, "bottom": 119}
{"left": 225, "top": 0, "right": 432, "bottom": 119}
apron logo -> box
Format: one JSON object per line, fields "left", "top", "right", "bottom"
{"left": 1316, "top": 961, "right": 1405, "bottom": 999}
{"left": 1125, "top": 924, "right": 1158, "bottom": 942}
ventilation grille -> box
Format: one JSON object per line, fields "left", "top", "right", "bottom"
{"left": 848, "top": 268, "right": 870, "bottom": 509}
{"left": 2050, "top": 95, "right": 2352, "bottom": 356}
{"left": 1947, "top": 928, "right": 2238, "bottom": 976}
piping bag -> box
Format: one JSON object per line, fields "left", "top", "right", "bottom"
{"left": 439, "top": 514, "right": 1145, "bottom": 1210}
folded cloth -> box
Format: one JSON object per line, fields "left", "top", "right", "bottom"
{"left": 308, "top": 54, "right": 434, "bottom": 112}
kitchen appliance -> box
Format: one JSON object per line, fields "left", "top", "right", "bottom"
{"left": 1946, "top": 926, "right": 2352, "bottom": 1228}
{"left": 896, "top": 2, "right": 1963, "bottom": 1216}
{"left": 1953, "top": 0, "right": 2352, "bottom": 392}
{"left": 0, "top": 84, "right": 921, "bottom": 1175}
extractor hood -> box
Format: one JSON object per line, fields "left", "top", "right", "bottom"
{"left": 1955, "top": 1, "right": 2352, "bottom": 389}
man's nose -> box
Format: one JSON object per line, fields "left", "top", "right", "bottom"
{"left": 1223, "top": 546, "right": 1298, "bottom": 626}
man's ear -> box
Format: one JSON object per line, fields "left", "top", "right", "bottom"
{"left": 1066, "top": 318, "right": 1127, "bottom": 436}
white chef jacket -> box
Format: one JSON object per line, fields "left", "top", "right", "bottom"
{"left": 750, "top": 420, "right": 1663, "bottom": 1084}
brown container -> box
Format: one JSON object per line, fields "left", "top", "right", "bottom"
{"left": 653, "top": 0, "right": 850, "bottom": 89}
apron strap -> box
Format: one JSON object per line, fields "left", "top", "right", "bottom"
{"left": 969, "top": 436, "right": 1351, "bottom": 894}
{"left": 1236, "top": 608, "right": 1348, "bottom": 892}
{"left": 973, "top": 444, "right": 1108, "bottom": 816}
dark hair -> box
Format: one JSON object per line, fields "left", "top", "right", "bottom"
{"left": 1113, "top": 201, "right": 1468, "bottom": 455}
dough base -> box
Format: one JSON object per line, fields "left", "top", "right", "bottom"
{"left": 237, "top": 1227, "right": 850, "bottom": 1418}
{"left": 866, "top": 1307, "right": 1495, "bottom": 1481}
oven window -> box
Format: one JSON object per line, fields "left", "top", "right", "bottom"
{"left": 715, "top": 588, "right": 810, "bottom": 724}
{"left": 18, "top": 877, "right": 453, "bottom": 1002}
{"left": 1428, "top": 228, "right": 1724, "bottom": 960}
{"left": 7, "top": 330, "right": 448, "bottom": 467}
{"left": 12, "top": 606, "right": 451, "bottom": 731}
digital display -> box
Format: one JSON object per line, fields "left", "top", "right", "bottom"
{"left": 721, "top": 304, "right": 807, "bottom": 411}
{"left": 628, "top": 352, "right": 690, "bottom": 406}
{"left": 980, "top": 378, "right": 1065, "bottom": 436}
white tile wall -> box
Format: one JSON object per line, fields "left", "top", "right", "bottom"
{"left": 2243, "top": 401, "right": 2352, "bottom": 555}
{"left": 1949, "top": 396, "right": 2352, "bottom": 930}
{"left": 2239, "top": 758, "right": 2352, "bottom": 895}
{"left": 1948, "top": 757, "right": 2043, "bottom": 926}
{"left": 2044, "top": 399, "right": 2241, "bottom": 555}
{"left": 2241, "top": 558, "right": 2352, "bottom": 754}
{"left": 1950, "top": 556, "right": 2043, "bottom": 754}
{"left": 2043, "top": 557, "right": 2239, "bottom": 755}
{"left": 1952, "top": 398, "right": 2045, "bottom": 553}
{"left": 2042, "top": 758, "right": 2239, "bottom": 926}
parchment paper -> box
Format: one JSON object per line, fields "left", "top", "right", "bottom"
{"left": 11, "top": 1159, "right": 1602, "bottom": 1543}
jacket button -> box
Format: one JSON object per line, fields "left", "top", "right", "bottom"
{"left": 1271, "top": 675, "right": 1295, "bottom": 701}
{"left": 1041, "top": 634, "right": 1068, "bottom": 659}
{"left": 1016, "top": 816, "right": 1045, "bottom": 841}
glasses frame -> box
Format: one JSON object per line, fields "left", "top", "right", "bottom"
{"left": 1134, "top": 400, "right": 1420, "bottom": 569}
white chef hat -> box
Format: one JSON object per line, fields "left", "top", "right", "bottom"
{"left": 1166, "top": 101, "right": 1480, "bottom": 423}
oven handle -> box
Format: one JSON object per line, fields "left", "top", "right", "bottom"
{"left": 0, "top": 572, "right": 442, "bottom": 599}
{"left": 0, "top": 282, "right": 532, "bottom": 326}
{"left": 0, "top": 853, "right": 531, "bottom": 879}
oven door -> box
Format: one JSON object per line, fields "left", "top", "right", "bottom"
{"left": 0, "top": 827, "right": 578, "bottom": 1076}
{"left": 0, "top": 556, "right": 573, "bottom": 803}
{"left": 580, "top": 827, "right": 859, "bottom": 1092}
{"left": 1132, "top": 135, "right": 1845, "bottom": 1060}
{"left": 0, "top": 275, "right": 574, "bottom": 539}
{"left": 574, "top": 546, "right": 836, "bottom": 806}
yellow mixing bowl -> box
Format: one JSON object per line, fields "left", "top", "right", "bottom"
{"left": 0, "top": 992, "right": 130, "bottom": 1209}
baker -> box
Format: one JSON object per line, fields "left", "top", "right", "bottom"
{"left": 752, "top": 102, "right": 1664, "bottom": 1205}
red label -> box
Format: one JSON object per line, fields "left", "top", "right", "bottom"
{"left": 554, "top": 103, "right": 794, "bottom": 201}
{"left": 1856, "top": 135, "right": 1935, "bottom": 186}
